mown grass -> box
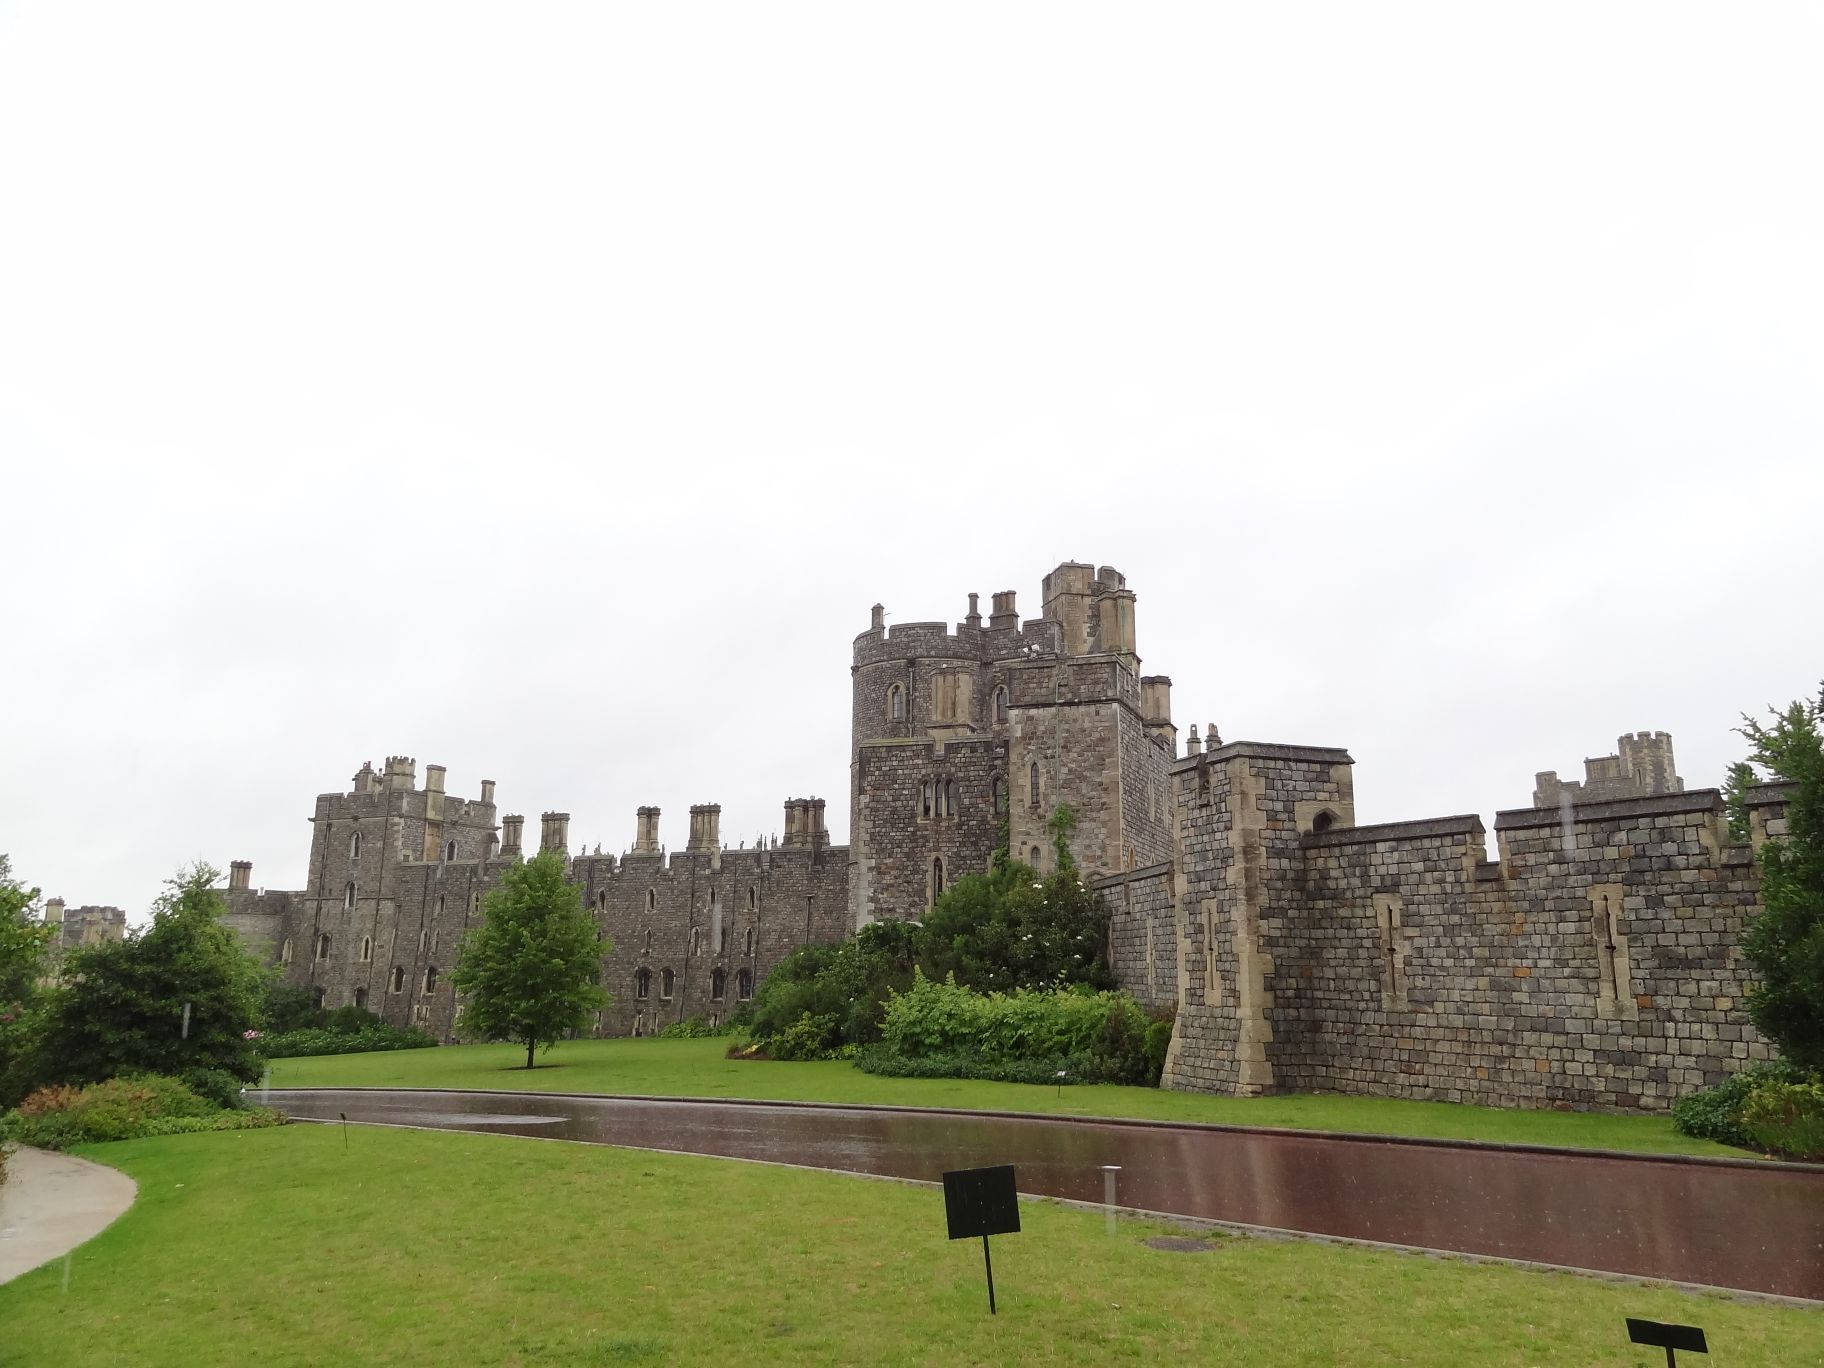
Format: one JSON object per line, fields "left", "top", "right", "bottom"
{"left": 267, "top": 1037, "right": 1751, "bottom": 1157}
{"left": 0, "top": 1125, "right": 1812, "bottom": 1367}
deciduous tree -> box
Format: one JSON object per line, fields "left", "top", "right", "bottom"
{"left": 452, "top": 849, "right": 608, "bottom": 1069}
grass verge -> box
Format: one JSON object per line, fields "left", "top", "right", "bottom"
{"left": 0, "top": 1125, "right": 1812, "bottom": 1366}
{"left": 268, "top": 1038, "right": 1750, "bottom": 1157}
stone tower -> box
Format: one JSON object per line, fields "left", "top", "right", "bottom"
{"left": 849, "top": 561, "right": 1176, "bottom": 926}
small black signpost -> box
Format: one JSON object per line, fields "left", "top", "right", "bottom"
{"left": 943, "top": 1165, "right": 1020, "bottom": 1315}
{"left": 1626, "top": 1317, "right": 1707, "bottom": 1366}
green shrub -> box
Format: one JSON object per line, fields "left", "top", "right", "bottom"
{"left": 855, "top": 1045, "right": 1118, "bottom": 1085}
{"left": 180, "top": 1067, "right": 248, "bottom": 1110}
{"left": 657, "top": 1016, "right": 738, "bottom": 1039}
{"left": 878, "top": 973, "right": 1154, "bottom": 1084}
{"left": 770, "top": 1012, "right": 841, "bottom": 1062}
{"left": 255, "top": 1025, "right": 436, "bottom": 1059}
{"left": 1671, "top": 1060, "right": 1809, "bottom": 1149}
{"left": 750, "top": 922, "right": 923, "bottom": 1052}
{"left": 1740, "top": 1079, "right": 1824, "bottom": 1159}
{"left": 1143, "top": 1010, "right": 1175, "bottom": 1086}
{"left": 0, "top": 1074, "right": 225, "bottom": 1148}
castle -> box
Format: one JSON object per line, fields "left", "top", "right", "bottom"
{"left": 209, "top": 559, "right": 1791, "bottom": 1110}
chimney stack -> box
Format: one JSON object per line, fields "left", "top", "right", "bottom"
{"left": 229, "top": 861, "right": 252, "bottom": 891}
{"left": 425, "top": 764, "right": 446, "bottom": 794}
{"left": 687, "top": 804, "right": 722, "bottom": 852}
{"left": 539, "top": 812, "right": 570, "bottom": 853}
{"left": 501, "top": 814, "right": 525, "bottom": 855}
{"left": 479, "top": 779, "right": 496, "bottom": 805}
{"left": 634, "top": 806, "right": 660, "bottom": 853}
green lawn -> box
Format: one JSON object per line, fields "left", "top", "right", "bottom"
{"left": 0, "top": 1125, "right": 1811, "bottom": 1367}
{"left": 263, "top": 1038, "right": 1753, "bottom": 1158}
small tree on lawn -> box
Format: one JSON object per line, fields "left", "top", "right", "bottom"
{"left": 0, "top": 855, "right": 52, "bottom": 1108}
{"left": 453, "top": 848, "right": 608, "bottom": 1069}
{"left": 37, "top": 862, "right": 267, "bottom": 1087}
{"left": 1739, "top": 685, "right": 1824, "bottom": 1074}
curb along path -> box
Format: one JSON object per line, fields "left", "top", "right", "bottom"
{"left": 0, "top": 1146, "right": 138, "bottom": 1284}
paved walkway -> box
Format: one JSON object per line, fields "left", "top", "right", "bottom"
{"left": 0, "top": 1146, "right": 138, "bottom": 1284}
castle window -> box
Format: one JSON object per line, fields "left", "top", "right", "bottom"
{"left": 710, "top": 968, "right": 726, "bottom": 1001}
{"left": 635, "top": 968, "right": 651, "bottom": 1000}
{"left": 991, "top": 776, "right": 1005, "bottom": 815}
{"left": 344, "top": 881, "right": 357, "bottom": 910}
{"left": 921, "top": 779, "right": 935, "bottom": 820}
{"left": 1311, "top": 810, "right": 1337, "bottom": 834}
{"left": 359, "top": 936, "right": 372, "bottom": 963}
{"left": 444, "top": 839, "right": 457, "bottom": 862}
{"left": 644, "top": 928, "right": 652, "bottom": 952}
{"left": 315, "top": 933, "right": 331, "bottom": 961}
{"left": 353, "top": 987, "right": 367, "bottom": 1011}
{"left": 419, "top": 927, "right": 429, "bottom": 953}
{"left": 1030, "top": 845, "right": 1043, "bottom": 870}
{"left": 745, "top": 927, "right": 755, "bottom": 956}
{"left": 747, "top": 886, "right": 756, "bottom": 911}
{"left": 313, "top": 986, "right": 326, "bottom": 1011}
{"left": 994, "top": 686, "right": 1008, "bottom": 723}
{"left": 946, "top": 780, "right": 959, "bottom": 817}
{"left": 690, "top": 927, "right": 701, "bottom": 956}
{"left": 390, "top": 965, "right": 405, "bottom": 993}
{"left": 349, "top": 831, "right": 361, "bottom": 860}
{"left": 888, "top": 684, "right": 906, "bottom": 722}
{"left": 280, "top": 938, "right": 293, "bottom": 965}
{"left": 660, "top": 967, "right": 674, "bottom": 1000}
{"left": 930, "top": 856, "right": 945, "bottom": 907}
{"left": 1029, "top": 762, "right": 1040, "bottom": 808}
{"left": 646, "top": 888, "right": 657, "bottom": 913}
{"left": 436, "top": 895, "right": 445, "bottom": 917}
{"left": 596, "top": 889, "right": 609, "bottom": 913}
{"left": 423, "top": 965, "right": 438, "bottom": 993}
{"left": 715, "top": 920, "right": 726, "bottom": 955}
{"left": 737, "top": 968, "right": 754, "bottom": 1000}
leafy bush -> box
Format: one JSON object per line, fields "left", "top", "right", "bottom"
{"left": 855, "top": 1045, "right": 1121, "bottom": 1085}
{"left": 255, "top": 1025, "right": 436, "bottom": 1059}
{"left": 769, "top": 1012, "right": 842, "bottom": 1062}
{"left": 749, "top": 922, "right": 923, "bottom": 1051}
{"left": 657, "top": 1016, "right": 738, "bottom": 1039}
{"left": 922, "top": 855, "right": 1114, "bottom": 996}
{"left": 1671, "top": 1060, "right": 1809, "bottom": 1148}
{"left": 1740, "top": 1079, "right": 1824, "bottom": 1160}
{"left": 0, "top": 1074, "right": 226, "bottom": 1148}
{"left": 180, "top": 1067, "right": 249, "bottom": 1110}
{"left": 876, "top": 972, "right": 1153, "bottom": 1084}
{"left": 1143, "top": 1009, "right": 1176, "bottom": 1086}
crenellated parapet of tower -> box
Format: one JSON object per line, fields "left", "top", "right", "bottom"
{"left": 1533, "top": 732, "right": 1685, "bottom": 808}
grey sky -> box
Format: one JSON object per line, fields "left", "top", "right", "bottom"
{"left": 4, "top": 3, "right": 1820, "bottom": 920}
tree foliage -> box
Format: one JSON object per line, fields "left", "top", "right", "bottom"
{"left": 747, "top": 921, "right": 923, "bottom": 1053}
{"left": 0, "top": 855, "right": 52, "bottom": 1108}
{"left": 452, "top": 849, "right": 609, "bottom": 1069}
{"left": 1723, "top": 760, "right": 1759, "bottom": 845}
{"left": 1739, "top": 686, "right": 1824, "bottom": 1073}
{"left": 35, "top": 863, "right": 267, "bottom": 1089}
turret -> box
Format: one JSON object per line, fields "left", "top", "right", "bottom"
{"left": 44, "top": 896, "right": 65, "bottom": 926}
{"left": 384, "top": 755, "right": 416, "bottom": 792}
{"left": 539, "top": 812, "right": 570, "bottom": 853}
{"left": 501, "top": 814, "right": 525, "bottom": 855}
{"left": 1042, "top": 562, "right": 1097, "bottom": 654}
{"left": 351, "top": 761, "right": 379, "bottom": 795}
{"left": 687, "top": 804, "right": 721, "bottom": 852}
{"left": 229, "top": 860, "right": 252, "bottom": 891}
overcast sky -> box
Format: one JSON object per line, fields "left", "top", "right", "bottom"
{"left": 3, "top": 3, "right": 1820, "bottom": 920}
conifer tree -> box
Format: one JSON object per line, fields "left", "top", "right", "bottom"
{"left": 453, "top": 849, "right": 609, "bottom": 1069}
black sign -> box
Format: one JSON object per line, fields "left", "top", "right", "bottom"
{"left": 943, "top": 1165, "right": 1020, "bottom": 1241}
{"left": 1627, "top": 1318, "right": 1707, "bottom": 1364}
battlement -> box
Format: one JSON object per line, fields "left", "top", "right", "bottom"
{"left": 851, "top": 614, "right": 1061, "bottom": 667}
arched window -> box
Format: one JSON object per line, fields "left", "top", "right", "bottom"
{"left": 744, "top": 927, "right": 755, "bottom": 956}
{"left": 444, "top": 839, "right": 457, "bottom": 862}
{"left": 1030, "top": 845, "right": 1043, "bottom": 869}
{"left": 1311, "top": 810, "right": 1337, "bottom": 834}
{"left": 349, "top": 831, "right": 361, "bottom": 860}
{"left": 423, "top": 965, "right": 438, "bottom": 993}
{"left": 994, "top": 686, "right": 1009, "bottom": 723}
{"left": 1029, "top": 762, "right": 1040, "bottom": 807}
{"left": 315, "top": 933, "right": 331, "bottom": 961}
{"left": 353, "top": 986, "right": 368, "bottom": 1011}
{"left": 945, "top": 780, "right": 959, "bottom": 816}
{"left": 931, "top": 856, "right": 945, "bottom": 905}
{"left": 991, "top": 776, "right": 1006, "bottom": 815}
{"left": 921, "top": 779, "right": 935, "bottom": 819}
{"left": 313, "top": 986, "right": 326, "bottom": 1011}
{"left": 644, "top": 928, "right": 652, "bottom": 952}
{"left": 359, "top": 936, "right": 372, "bottom": 963}
{"left": 280, "top": 938, "right": 293, "bottom": 965}
{"left": 635, "top": 968, "right": 651, "bottom": 1000}
{"left": 715, "top": 920, "right": 726, "bottom": 954}
{"left": 596, "top": 889, "right": 609, "bottom": 913}
{"left": 390, "top": 965, "right": 405, "bottom": 993}
{"left": 436, "top": 895, "right": 445, "bottom": 917}
{"left": 646, "top": 888, "right": 657, "bottom": 913}
{"left": 690, "top": 927, "right": 701, "bottom": 956}
{"left": 418, "top": 927, "right": 429, "bottom": 953}
{"left": 737, "top": 968, "right": 754, "bottom": 1000}
{"left": 660, "top": 967, "right": 675, "bottom": 1000}
{"left": 747, "top": 886, "right": 756, "bottom": 911}
{"left": 710, "top": 968, "right": 726, "bottom": 1001}
{"left": 344, "top": 881, "right": 357, "bottom": 910}
{"left": 888, "top": 684, "right": 906, "bottom": 722}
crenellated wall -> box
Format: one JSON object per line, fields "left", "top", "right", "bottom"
{"left": 1102, "top": 743, "right": 1789, "bottom": 1112}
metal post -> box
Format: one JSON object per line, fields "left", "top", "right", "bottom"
{"left": 981, "top": 1234, "right": 996, "bottom": 1314}
{"left": 1101, "top": 1165, "right": 1122, "bottom": 1236}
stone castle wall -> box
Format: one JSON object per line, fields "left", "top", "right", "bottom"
{"left": 1102, "top": 743, "right": 1786, "bottom": 1112}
